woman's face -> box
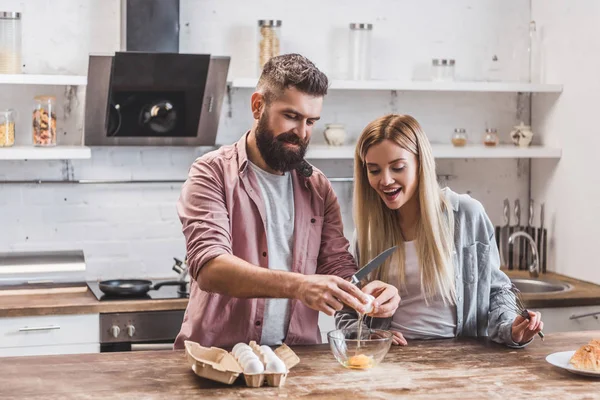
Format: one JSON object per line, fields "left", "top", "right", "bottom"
{"left": 364, "top": 139, "right": 419, "bottom": 210}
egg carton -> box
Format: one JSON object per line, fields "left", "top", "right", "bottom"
{"left": 184, "top": 340, "right": 300, "bottom": 388}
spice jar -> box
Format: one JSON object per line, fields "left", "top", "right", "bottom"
{"left": 32, "top": 95, "right": 57, "bottom": 146}
{"left": 451, "top": 128, "right": 467, "bottom": 147}
{"left": 0, "top": 12, "right": 22, "bottom": 74}
{"left": 483, "top": 128, "right": 499, "bottom": 147}
{"left": 0, "top": 109, "right": 16, "bottom": 147}
{"left": 257, "top": 20, "right": 282, "bottom": 75}
{"left": 431, "top": 59, "right": 456, "bottom": 82}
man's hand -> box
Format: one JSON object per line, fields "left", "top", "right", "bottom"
{"left": 296, "top": 275, "right": 371, "bottom": 316}
{"left": 361, "top": 280, "right": 401, "bottom": 318}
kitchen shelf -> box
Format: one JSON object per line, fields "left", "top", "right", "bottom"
{"left": 306, "top": 144, "right": 562, "bottom": 159}
{"left": 0, "top": 74, "right": 87, "bottom": 85}
{"left": 230, "top": 78, "right": 562, "bottom": 93}
{"left": 0, "top": 146, "right": 92, "bottom": 160}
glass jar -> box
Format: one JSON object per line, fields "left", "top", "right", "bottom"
{"left": 0, "top": 12, "right": 21, "bottom": 74}
{"left": 257, "top": 20, "right": 282, "bottom": 75}
{"left": 0, "top": 109, "right": 16, "bottom": 147}
{"left": 431, "top": 59, "right": 455, "bottom": 81}
{"left": 451, "top": 128, "right": 467, "bottom": 147}
{"left": 483, "top": 128, "right": 499, "bottom": 147}
{"left": 349, "top": 23, "right": 372, "bottom": 80}
{"left": 32, "top": 95, "right": 57, "bottom": 147}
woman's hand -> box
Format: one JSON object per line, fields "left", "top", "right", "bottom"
{"left": 360, "top": 280, "right": 401, "bottom": 318}
{"left": 391, "top": 330, "right": 407, "bottom": 346}
{"left": 511, "top": 310, "right": 543, "bottom": 344}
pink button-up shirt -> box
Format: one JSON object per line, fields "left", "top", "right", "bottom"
{"left": 173, "top": 134, "right": 357, "bottom": 349}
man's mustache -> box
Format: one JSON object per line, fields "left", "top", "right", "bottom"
{"left": 276, "top": 131, "right": 308, "bottom": 147}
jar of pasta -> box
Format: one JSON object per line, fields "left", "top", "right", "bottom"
{"left": 0, "top": 109, "right": 15, "bottom": 147}
{"left": 32, "top": 95, "right": 57, "bottom": 146}
{"left": 257, "top": 20, "right": 282, "bottom": 75}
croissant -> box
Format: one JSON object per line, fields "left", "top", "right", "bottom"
{"left": 569, "top": 339, "right": 600, "bottom": 371}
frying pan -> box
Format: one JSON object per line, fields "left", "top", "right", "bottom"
{"left": 98, "top": 279, "right": 187, "bottom": 296}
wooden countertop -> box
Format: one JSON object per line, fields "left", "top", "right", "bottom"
{"left": 503, "top": 269, "right": 600, "bottom": 308}
{"left": 0, "top": 287, "right": 188, "bottom": 317}
{"left": 0, "top": 330, "right": 598, "bottom": 399}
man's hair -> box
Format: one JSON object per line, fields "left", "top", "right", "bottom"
{"left": 256, "top": 53, "right": 329, "bottom": 103}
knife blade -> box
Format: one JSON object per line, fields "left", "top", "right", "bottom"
{"left": 350, "top": 245, "right": 398, "bottom": 285}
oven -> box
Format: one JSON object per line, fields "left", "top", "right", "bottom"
{"left": 99, "top": 310, "right": 184, "bottom": 352}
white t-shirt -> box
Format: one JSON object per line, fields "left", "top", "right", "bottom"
{"left": 248, "top": 161, "right": 294, "bottom": 345}
{"left": 390, "top": 241, "right": 457, "bottom": 339}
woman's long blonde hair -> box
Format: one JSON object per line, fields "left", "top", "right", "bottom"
{"left": 353, "top": 114, "right": 456, "bottom": 304}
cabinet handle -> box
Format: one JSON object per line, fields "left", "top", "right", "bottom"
{"left": 569, "top": 311, "right": 600, "bottom": 320}
{"left": 18, "top": 325, "right": 61, "bottom": 332}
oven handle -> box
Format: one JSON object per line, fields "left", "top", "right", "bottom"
{"left": 130, "top": 343, "right": 174, "bottom": 351}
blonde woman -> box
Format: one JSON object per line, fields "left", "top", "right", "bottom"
{"left": 336, "top": 114, "right": 544, "bottom": 348}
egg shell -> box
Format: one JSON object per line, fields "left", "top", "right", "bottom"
{"left": 265, "top": 357, "right": 287, "bottom": 373}
{"left": 364, "top": 294, "right": 375, "bottom": 314}
{"left": 238, "top": 351, "right": 259, "bottom": 367}
{"left": 244, "top": 358, "right": 265, "bottom": 374}
{"left": 233, "top": 344, "right": 252, "bottom": 359}
{"left": 260, "top": 345, "right": 275, "bottom": 354}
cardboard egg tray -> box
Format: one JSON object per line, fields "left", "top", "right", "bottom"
{"left": 184, "top": 340, "right": 300, "bottom": 388}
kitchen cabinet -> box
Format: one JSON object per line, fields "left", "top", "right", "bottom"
{"left": 536, "top": 305, "right": 600, "bottom": 333}
{"left": 0, "top": 313, "right": 99, "bottom": 357}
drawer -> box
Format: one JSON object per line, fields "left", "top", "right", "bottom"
{"left": 0, "top": 314, "right": 99, "bottom": 348}
{"left": 0, "top": 343, "right": 100, "bottom": 357}
{"left": 537, "top": 306, "right": 600, "bottom": 333}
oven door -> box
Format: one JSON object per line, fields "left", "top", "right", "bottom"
{"left": 100, "top": 310, "right": 184, "bottom": 352}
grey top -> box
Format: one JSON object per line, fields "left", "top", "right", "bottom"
{"left": 336, "top": 187, "right": 530, "bottom": 348}
{"left": 248, "top": 162, "right": 294, "bottom": 345}
{"left": 390, "top": 240, "right": 457, "bottom": 339}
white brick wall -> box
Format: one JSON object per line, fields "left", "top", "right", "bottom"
{"left": 0, "top": 0, "right": 532, "bottom": 282}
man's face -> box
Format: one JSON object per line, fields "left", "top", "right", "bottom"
{"left": 255, "top": 87, "right": 323, "bottom": 172}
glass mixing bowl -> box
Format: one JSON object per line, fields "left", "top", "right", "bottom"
{"left": 327, "top": 328, "right": 393, "bottom": 370}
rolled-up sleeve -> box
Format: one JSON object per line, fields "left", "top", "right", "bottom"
{"left": 315, "top": 185, "right": 357, "bottom": 280}
{"left": 177, "top": 158, "right": 232, "bottom": 280}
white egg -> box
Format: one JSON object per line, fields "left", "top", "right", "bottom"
{"left": 232, "top": 343, "right": 247, "bottom": 355}
{"left": 260, "top": 345, "right": 275, "bottom": 355}
{"left": 364, "top": 294, "right": 375, "bottom": 314}
{"left": 244, "top": 358, "right": 265, "bottom": 374}
{"left": 238, "top": 351, "right": 259, "bottom": 367}
{"left": 265, "top": 357, "right": 287, "bottom": 373}
{"left": 234, "top": 346, "right": 253, "bottom": 360}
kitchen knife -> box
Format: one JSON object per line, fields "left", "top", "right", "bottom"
{"left": 514, "top": 199, "right": 522, "bottom": 270}
{"left": 350, "top": 246, "right": 398, "bottom": 286}
{"left": 500, "top": 198, "right": 510, "bottom": 268}
{"left": 540, "top": 203, "right": 547, "bottom": 273}
{"left": 524, "top": 199, "right": 534, "bottom": 267}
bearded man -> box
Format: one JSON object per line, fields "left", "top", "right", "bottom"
{"left": 174, "top": 53, "right": 400, "bottom": 348}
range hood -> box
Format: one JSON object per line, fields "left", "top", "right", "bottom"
{"left": 84, "top": 0, "right": 230, "bottom": 146}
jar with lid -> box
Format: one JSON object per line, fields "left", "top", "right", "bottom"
{"left": 431, "top": 59, "right": 455, "bottom": 81}
{"left": 349, "top": 23, "right": 373, "bottom": 80}
{"left": 0, "top": 12, "right": 21, "bottom": 74}
{"left": 32, "top": 95, "right": 57, "bottom": 147}
{"left": 483, "top": 128, "right": 499, "bottom": 147}
{"left": 451, "top": 128, "right": 467, "bottom": 147}
{"left": 0, "top": 109, "right": 16, "bottom": 147}
{"left": 257, "top": 20, "right": 282, "bottom": 75}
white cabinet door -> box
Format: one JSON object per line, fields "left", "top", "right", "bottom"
{"left": 537, "top": 306, "right": 600, "bottom": 333}
{"left": 0, "top": 343, "right": 100, "bottom": 357}
{"left": 0, "top": 314, "right": 99, "bottom": 356}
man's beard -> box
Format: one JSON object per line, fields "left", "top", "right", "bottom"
{"left": 255, "top": 112, "right": 309, "bottom": 173}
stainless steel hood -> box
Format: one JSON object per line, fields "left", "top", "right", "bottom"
{"left": 84, "top": 0, "right": 230, "bottom": 146}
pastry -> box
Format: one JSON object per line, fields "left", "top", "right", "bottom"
{"left": 569, "top": 339, "right": 600, "bottom": 371}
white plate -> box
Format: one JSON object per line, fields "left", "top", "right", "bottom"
{"left": 546, "top": 350, "right": 600, "bottom": 378}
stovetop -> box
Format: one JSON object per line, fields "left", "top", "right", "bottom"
{"left": 87, "top": 280, "right": 189, "bottom": 301}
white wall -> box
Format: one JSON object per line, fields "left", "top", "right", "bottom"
{"left": 531, "top": 0, "right": 600, "bottom": 284}
{"left": 0, "top": 0, "right": 533, "bottom": 281}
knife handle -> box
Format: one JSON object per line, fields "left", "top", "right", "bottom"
{"left": 508, "top": 241, "right": 514, "bottom": 270}
{"left": 542, "top": 228, "right": 547, "bottom": 273}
